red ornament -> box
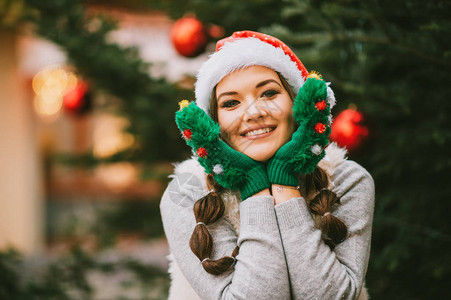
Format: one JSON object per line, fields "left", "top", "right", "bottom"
{"left": 315, "top": 100, "right": 327, "bottom": 111}
{"left": 171, "top": 16, "right": 208, "bottom": 58}
{"left": 197, "top": 147, "right": 208, "bottom": 158}
{"left": 63, "top": 80, "right": 92, "bottom": 114}
{"left": 330, "top": 108, "right": 369, "bottom": 151}
{"left": 314, "top": 123, "right": 327, "bottom": 134}
{"left": 183, "top": 129, "right": 193, "bottom": 140}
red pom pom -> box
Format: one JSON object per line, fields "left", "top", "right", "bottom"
{"left": 183, "top": 129, "right": 192, "bottom": 140}
{"left": 197, "top": 147, "right": 208, "bottom": 158}
{"left": 315, "top": 100, "right": 326, "bottom": 111}
{"left": 314, "top": 123, "right": 327, "bottom": 134}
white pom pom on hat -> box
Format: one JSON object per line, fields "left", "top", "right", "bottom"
{"left": 195, "top": 31, "right": 311, "bottom": 116}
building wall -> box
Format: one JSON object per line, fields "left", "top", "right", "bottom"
{"left": 0, "top": 29, "right": 43, "bottom": 253}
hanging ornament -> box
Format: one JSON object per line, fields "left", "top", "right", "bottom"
{"left": 330, "top": 106, "right": 369, "bottom": 151}
{"left": 170, "top": 16, "right": 208, "bottom": 58}
{"left": 63, "top": 80, "right": 92, "bottom": 115}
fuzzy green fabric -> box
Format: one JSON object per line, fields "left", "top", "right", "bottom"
{"left": 267, "top": 77, "right": 331, "bottom": 186}
{"left": 175, "top": 102, "right": 270, "bottom": 200}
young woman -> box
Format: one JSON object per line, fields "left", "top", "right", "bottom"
{"left": 160, "top": 31, "right": 375, "bottom": 300}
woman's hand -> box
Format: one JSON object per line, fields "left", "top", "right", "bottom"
{"left": 175, "top": 101, "right": 270, "bottom": 200}
{"left": 267, "top": 75, "right": 331, "bottom": 187}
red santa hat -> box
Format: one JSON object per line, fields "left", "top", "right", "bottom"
{"left": 194, "top": 30, "right": 336, "bottom": 116}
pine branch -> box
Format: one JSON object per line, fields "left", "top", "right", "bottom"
{"left": 333, "top": 34, "right": 451, "bottom": 68}
{"left": 362, "top": 0, "right": 396, "bottom": 42}
{"left": 382, "top": 217, "right": 451, "bottom": 242}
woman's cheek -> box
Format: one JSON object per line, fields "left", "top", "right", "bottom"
{"left": 269, "top": 99, "right": 288, "bottom": 116}
{"left": 219, "top": 124, "right": 240, "bottom": 149}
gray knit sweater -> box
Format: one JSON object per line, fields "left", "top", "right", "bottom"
{"left": 160, "top": 147, "right": 375, "bottom": 300}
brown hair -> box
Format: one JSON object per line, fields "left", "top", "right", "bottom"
{"left": 189, "top": 71, "right": 347, "bottom": 275}
{"left": 302, "top": 168, "right": 348, "bottom": 248}
{"left": 189, "top": 174, "right": 239, "bottom": 275}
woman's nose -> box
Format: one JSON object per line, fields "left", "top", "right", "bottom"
{"left": 243, "top": 100, "right": 268, "bottom": 121}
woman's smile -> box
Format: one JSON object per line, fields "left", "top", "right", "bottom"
{"left": 240, "top": 125, "right": 276, "bottom": 139}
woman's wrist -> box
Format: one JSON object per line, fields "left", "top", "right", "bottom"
{"left": 252, "top": 188, "right": 271, "bottom": 197}
{"left": 271, "top": 184, "right": 302, "bottom": 205}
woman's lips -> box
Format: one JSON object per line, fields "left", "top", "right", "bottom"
{"left": 241, "top": 126, "right": 276, "bottom": 140}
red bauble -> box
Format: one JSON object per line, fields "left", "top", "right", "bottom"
{"left": 171, "top": 16, "right": 208, "bottom": 58}
{"left": 330, "top": 108, "right": 369, "bottom": 151}
{"left": 63, "top": 81, "right": 92, "bottom": 114}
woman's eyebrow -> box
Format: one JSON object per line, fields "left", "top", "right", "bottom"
{"left": 217, "top": 91, "right": 238, "bottom": 101}
{"left": 256, "top": 79, "right": 281, "bottom": 88}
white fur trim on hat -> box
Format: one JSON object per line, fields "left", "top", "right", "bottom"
{"left": 195, "top": 38, "right": 305, "bottom": 115}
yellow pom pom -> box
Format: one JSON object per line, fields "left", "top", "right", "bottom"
{"left": 307, "top": 71, "right": 323, "bottom": 81}
{"left": 178, "top": 100, "right": 191, "bottom": 110}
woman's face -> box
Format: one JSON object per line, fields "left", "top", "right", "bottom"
{"left": 216, "top": 65, "right": 295, "bottom": 162}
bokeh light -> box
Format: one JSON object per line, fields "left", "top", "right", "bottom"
{"left": 32, "top": 66, "right": 78, "bottom": 121}
{"left": 93, "top": 114, "right": 135, "bottom": 158}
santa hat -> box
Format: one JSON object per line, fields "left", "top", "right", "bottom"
{"left": 195, "top": 30, "right": 336, "bottom": 116}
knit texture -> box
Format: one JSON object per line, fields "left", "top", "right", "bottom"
{"left": 267, "top": 77, "right": 330, "bottom": 186}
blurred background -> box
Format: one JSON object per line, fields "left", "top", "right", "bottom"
{"left": 0, "top": 0, "right": 450, "bottom": 299}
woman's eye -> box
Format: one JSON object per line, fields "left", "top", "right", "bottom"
{"left": 221, "top": 100, "right": 240, "bottom": 108}
{"left": 261, "top": 89, "right": 280, "bottom": 98}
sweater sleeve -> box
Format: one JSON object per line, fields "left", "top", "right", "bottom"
{"left": 274, "top": 160, "right": 375, "bottom": 300}
{"left": 160, "top": 172, "right": 290, "bottom": 300}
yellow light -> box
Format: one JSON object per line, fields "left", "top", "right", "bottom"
{"left": 95, "top": 162, "right": 138, "bottom": 192}
{"left": 32, "top": 69, "right": 47, "bottom": 95}
{"left": 65, "top": 71, "right": 78, "bottom": 92}
{"left": 93, "top": 115, "right": 135, "bottom": 158}
{"left": 33, "top": 94, "right": 63, "bottom": 119}
{"left": 31, "top": 66, "right": 79, "bottom": 120}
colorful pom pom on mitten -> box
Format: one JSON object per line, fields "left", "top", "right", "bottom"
{"left": 175, "top": 101, "right": 270, "bottom": 200}
{"left": 267, "top": 75, "right": 331, "bottom": 186}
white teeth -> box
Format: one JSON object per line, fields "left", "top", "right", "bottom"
{"left": 244, "top": 127, "right": 273, "bottom": 137}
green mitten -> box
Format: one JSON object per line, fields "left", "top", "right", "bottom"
{"left": 175, "top": 101, "right": 270, "bottom": 200}
{"left": 267, "top": 76, "right": 331, "bottom": 186}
